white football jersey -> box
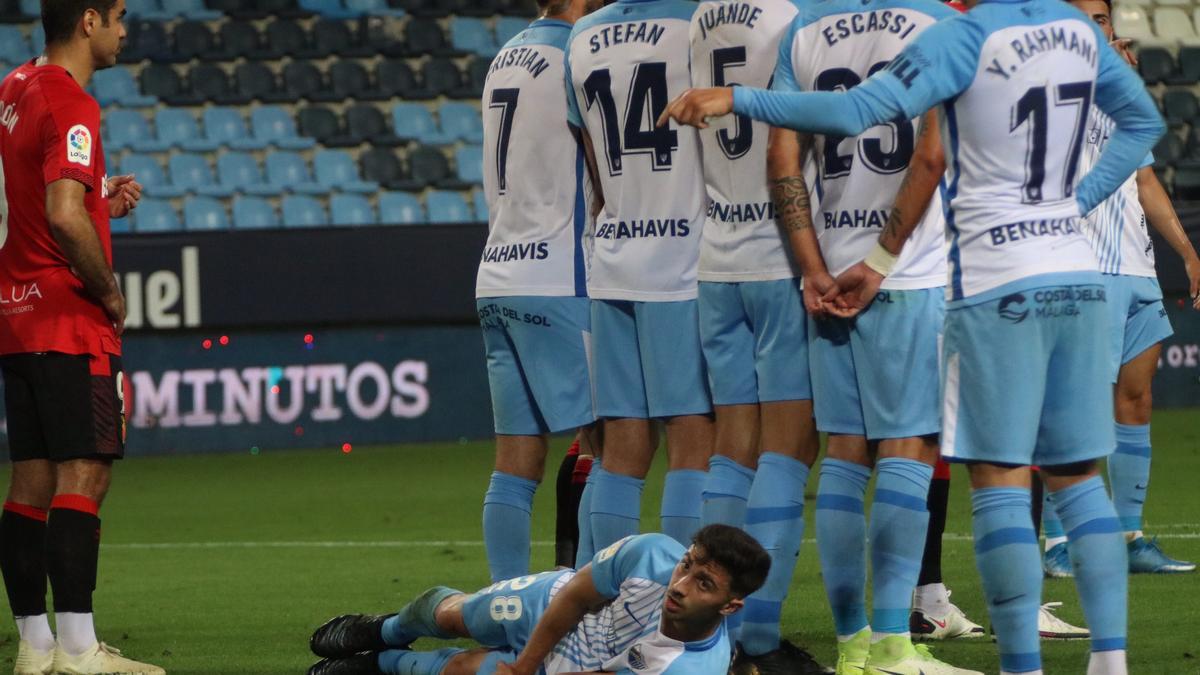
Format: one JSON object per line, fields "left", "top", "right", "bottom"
{"left": 691, "top": 0, "right": 804, "bottom": 282}
{"left": 566, "top": 0, "right": 707, "bottom": 302}
{"left": 1077, "top": 108, "right": 1156, "bottom": 278}
{"left": 476, "top": 19, "right": 591, "bottom": 299}
{"left": 775, "top": 0, "right": 950, "bottom": 290}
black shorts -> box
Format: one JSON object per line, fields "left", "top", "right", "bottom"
{"left": 1, "top": 352, "right": 126, "bottom": 462}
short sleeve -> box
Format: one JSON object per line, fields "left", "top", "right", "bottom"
{"left": 41, "top": 90, "right": 100, "bottom": 191}
{"left": 1140, "top": 152, "right": 1155, "bottom": 169}
{"left": 589, "top": 533, "right": 681, "bottom": 598}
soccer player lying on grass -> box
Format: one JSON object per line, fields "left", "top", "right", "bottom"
{"left": 308, "top": 524, "right": 769, "bottom": 675}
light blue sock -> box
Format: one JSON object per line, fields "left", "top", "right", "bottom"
{"left": 701, "top": 455, "right": 755, "bottom": 527}
{"left": 870, "top": 458, "right": 933, "bottom": 634}
{"left": 1109, "top": 423, "right": 1152, "bottom": 533}
{"left": 381, "top": 587, "right": 459, "bottom": 646}
{"left": 377, "top": 648, "right": 464, "bottom": 675}
{"left": 972, "top": 487, "right": 1041, "bottom": 674}
{"left": 1051, "top": 476, "right": 1128, "bottom": 655}
{"left": 590, "top": 466, "right": 643, "bottom": 550}
{"left": 741, "top": 452, "right": 810, "bottom": 656}
{"left": 661, "top": 469, "right": 707, "bottom": 546}
{"left": 574, "top": 463, "right": 597, "bottom": 569}
{"left": 1043, "top": 488, "right": 1065, "bottom": 540}
{"left": 815, "top": 458, "right": 870, "bottom": 638}
{"left": 482, "top": 471, "right": 538, "bottom": 582}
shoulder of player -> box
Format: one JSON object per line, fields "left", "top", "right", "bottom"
{"left": 570, "top": 0, "right": 698, "bottom": 43}
{"left": 32, "top": 70, "right": 100, "bottom": 121}
{"left": 795, "top": 0, "right": 957, "bottom": 27}
{"left": 500, "top": 18, "right": 572, "bottom": 54}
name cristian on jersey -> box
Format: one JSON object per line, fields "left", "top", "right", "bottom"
{"left": 489, "top": 47, "right": 553, "bottom": 79}
{"left": 481, "top": 241, "right": 551, "bottom": 263}
{"left": 595, "top": 219, "right": 691, "bottom": 239}
{"left": 708, "top": 200, "right": 775, "bottom": 224}
{"left": 984, "top": 25, "right": 1097, "bottom": 80}
{"left": 696, "top": 2, "right": 763, "bottom": 41}
{"left": 822, "top": 10, "right": 919, "bottom": 46}
{"left": 988, "top": 218, "right": 1082, "bottom": 246}
{"left": 824, "top": 209, "right": 890, "bottom": 230}
{"left": 588, "top": 21, "right": 666, "bottom": 52}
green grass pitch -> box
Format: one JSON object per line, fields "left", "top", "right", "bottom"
{"left": 0, "top": 410, "right": 1197, "bottom": 673}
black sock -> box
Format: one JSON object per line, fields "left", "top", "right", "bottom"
{"left": 1031, "top": 472, "right": 1044, "bottom": 539}
{"left": 917, "top": 477, "right": 950, "bottom": 587}
{"left": 0, "top": 504, "right": 48, "bottom": 616}
{"left": 554, "top": 451, "right": 580, "bottom": 568}
{"left": 45, "top": 502, "right": 100, "bottom": 614}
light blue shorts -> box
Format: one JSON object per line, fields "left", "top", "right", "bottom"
{"left": 479, "top": 297, "right": 595, "bottom": 435}
{"left": 941, "top": 279, "right": 1115, "bottom": 467}
{"left": 808, "top": 287, "right": 943, "bottom": 440}
{"left": 462, "top": 570, "right": 573, "bottom": 655}
{"left": 698, "top": 279, "right": 811, "bottom": 406}
{"left": 1104, "top": 274, "right": 1174, "bottom": 382}
{"left": 592, "top": 299, "right": 712, "bottom": 419}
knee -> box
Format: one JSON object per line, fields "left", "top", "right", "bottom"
{"left": 55, "top": 461, "right": 113, "bottom": 505}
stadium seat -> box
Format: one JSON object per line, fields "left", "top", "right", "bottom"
{"left": 182, "top": 63, "right": 234, "bottom": 106}
{"left": 372, "top": 59, "right": 424, "bottom": 99}
{"left": 282, "top": 195, "right": 329, "bottom": 227}
{"left": 1154, "top": 7, "right": 1198, "bottom": 45}
{"left": 125, "top": 0, "right": 170, "bottom": 21}
{"left": 156, "top": 109, "right": 220, "bottom": 152}
{"left": 212, "top": 22, "right": 263, "bottom": 61}
{"left": 18, "top": 0, "right": 38, "bottom": 17}
{"left": 299, "top": 0, "right": 359, "bottom": 18}
{"left": 344, "top": 0, "right": 405, "bottom": 16}
{"left": 461, "top": 56, "right": 490, "bottom": 99}
{"left": 1138, "top": 47, "right": 1176, "bottom": 85}
{"left": 495, "top": 16, "right": 528, "bottom": 46}
{"left": 312, "top": 18, "right": 372, "bottom": 57}
{"left": 170, "top": 154, "right": 234, "bottom": 198}
{"left": 133, "top": 199, "right": 182, "bottom": 233}
{"left": 122, "top": 20, "right": 172, "bottom": 63}
{"left": 266, "top": 152, "right": 327, "bottom": 194}
{"left": 263, "top": 19, "right": 314, "bottom": 59}
{"left": 1154, "top": 131, "right": 1184, "bottom": 167}
{"left": 1172, "top": 167, "right": 1200, "bottom": 199}
{"left": 360, "top": 14, "right": 407, "bottom": 57}
{"left": 282, "top": 61, "right": 331, "bottom": 102}
{"left": 392, "top": 103, "right": 452, "bottom": 144}
{"left": 360, "top": 148, "right": 421, "bottom": 190}
{"left": 109, "top": 216, "right": 132, "bottom": 234}
{"left": 173, "top": 20, "right": 214, "bottom": 61}
{"left": 329, "top": 193, "right": 377, "bottom": 226}
{"left": 0, "top": 26, "right": 28, "bottom": 64}
{"left": 27, "top": 23, "right": 42, "bottom": 55}
{"left": 183, "top": 196, "right": 231, "bottom": 231}
{"left": 378, "top": 191, "right": 425, "bottom": 225}
{"left": 314, "top": 149, "right": 380, "bottom": 193}
{"left": 455, "top": 145, "right": 484, "bottom": 185}
{"left": 252, "top": 106, "right": 317, "bottom": 150}
{"left": 204, "top": 107, "right": 268, "bottom": 151}
{"left": 233, "top": 62, "right": 289, "bottom": 103}
{"left": 1114, "top": 6, "right": 1154, "bottom": 45}
{"left": 91, "top": 67, "right": 157, "bottom": 107}
{"left": 121, "top": 154, "right": 185, "bottom": 198}
{"left": 329, "top": 60, "right": 372, "bottom": 100}
{"left": 139, "top": 63, "right": 185, "bottom": 101}
{"left": 232, "top": 196, "right": 281, "bottom": 229}
{"left": 216, "top": 152, "right": 278, "bottom": 196}
{"left": 298, "top": 106, "right": 346, "bottom": 146}
{"left": 106, "top": 109, "right": 171, "bottom": 152}
{"left": 407, "top": 145, "right": 460, "bottom": 188}
{"left": 345, "top": 103, "right": 403, "bottom": 146}
{"left": 440, "top": 102, "right": 484, "bottom": 143}
{"left": 426, "top": 190, "right": 473, "bottom": 224}
{"left": 211, "top": 0, "right": 308, "bottom": 20}
{"left": 1163, "top": 88, "right": 1199, "bottom": 125}
{"left": 1176, "top": 46, "right": 1200, "bottom": 85}
{"left": 404, "top": 17, "right": 449, "bottom": 56}
{"left": 451, "top": 17, "right": 499, "bottom": 57}
{"left": 473, "top": 189, "right": 487, "bottom": 222}
{"left": 422, "top": 58, "right": 468, "bottom": 98}
{"left": 172, "top": 0, "right": 223, "bottom": 19}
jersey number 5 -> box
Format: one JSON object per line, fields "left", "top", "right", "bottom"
{"left": 711, "top": 46, "right": 753, "bottom": 160}
{"left": 583, "top": 63, "right": 679, "bottom": 177}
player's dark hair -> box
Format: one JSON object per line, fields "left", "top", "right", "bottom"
{"left": 535, "top": 0, "right": 571, "bottom": 12}
{"left": 689, "top": 524, "right": 771, "bottom": 598}
{"left": 42, "top": 0, "right": 118, "bottom": 45}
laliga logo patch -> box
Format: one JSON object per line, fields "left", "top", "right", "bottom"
{"left": 67, "top": 124, "right": 92, "bottom": 166}
{"left": 628, "top": 645, "right": 646, "bottom": 670}
{"left": 998, "top": 293, "right": 1029, "bottom": 324}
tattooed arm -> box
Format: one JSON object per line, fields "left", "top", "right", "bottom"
{"left": 825, "top": 110, "right": 945, "bottom": 317}
{"left": 768, "top": 126, "right": 834, "bottom": 316}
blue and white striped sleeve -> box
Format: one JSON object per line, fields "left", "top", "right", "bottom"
{"left": 731, "top": 16, "right": 978, "bottom": 136}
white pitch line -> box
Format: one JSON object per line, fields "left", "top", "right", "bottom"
{"left": 103, "top": 531, "right": 1200, "bottom": 550}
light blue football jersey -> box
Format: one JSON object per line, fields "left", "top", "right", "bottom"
{"left": 732, "top": 0, "right": 1163, "bottom": 302}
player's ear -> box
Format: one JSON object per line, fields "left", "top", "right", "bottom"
{"left": 719, "top": 597, "right": 745, "bottom": 617}
{"left": 81, "top": 8, "right": 100, "bottom": 37}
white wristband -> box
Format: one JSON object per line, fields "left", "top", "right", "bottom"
{"left": 863, "top": 242, "right": 900, "bottom": 277}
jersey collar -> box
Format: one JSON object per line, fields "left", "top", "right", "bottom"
{"left": 683, "top": 622, "right": 725, "bottom": 652}
{"left": 531, "top": 18, "right": 572, "bottom": 29}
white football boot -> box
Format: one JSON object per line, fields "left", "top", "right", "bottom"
{"left": 14, "top": 639, "right": 53, "bottom": 675}
{"left": 50, "top": 641, "right": 165, "bottom": 675}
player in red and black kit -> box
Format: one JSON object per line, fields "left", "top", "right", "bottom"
{"left": 0, "top": 1, "right": 162, "bottom": 673}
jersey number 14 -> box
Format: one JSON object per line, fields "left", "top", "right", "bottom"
{"left": 583, "top": 63, "right": 680, "bottom": 176}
